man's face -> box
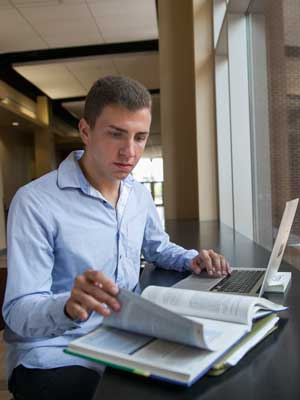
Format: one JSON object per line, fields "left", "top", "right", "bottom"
{"left": 79, "top": 104, "right": 151, "bottom": 182}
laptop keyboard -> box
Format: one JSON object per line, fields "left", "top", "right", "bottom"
{"left": 211, "top": 270, "right": 265, "bottom": 293}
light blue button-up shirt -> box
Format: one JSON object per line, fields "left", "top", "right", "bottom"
{"left": 3, "top": 151, "right": 198, "bottom": 378}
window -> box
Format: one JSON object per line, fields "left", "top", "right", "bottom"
{"left": 214, "top": 0, "right": 254, "bottom": 240}
{"left": 132, "top": 157, "right": 165, "bottom": 225}
{"left": 247, "top": 0, "right": 300, "bottom": 260}
{"left": 214, "top": 0, "right": 300, "bottom": 262}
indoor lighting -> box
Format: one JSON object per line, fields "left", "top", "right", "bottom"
{"left": 12, "top": 121, "right": 19, "bottom": 127}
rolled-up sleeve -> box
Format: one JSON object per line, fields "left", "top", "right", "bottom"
{"left": 2, "top": 188, "right": 81, "bottom": 338}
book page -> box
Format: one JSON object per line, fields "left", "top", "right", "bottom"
{"left": 141, "top": 286, "right": 285, "bottom": 326}
{"left": 103, "top": 289, "right": 222, "bottom": 351}
{"left": 78, "top": 326, "right": 153, "bottom": 355}
{"left": 223, "top": 315, "right": 279, "bottom": 366}
{"left": 134, "top": 318, "right": 247, "bottom": 375}
{"left": 69, "top": 318, "right": 248, "bottom": 384}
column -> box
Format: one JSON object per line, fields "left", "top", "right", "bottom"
{"left": 158, "top": 0, "right": 218, "bottom": 221}
{"left": 34, "top": 96, "right": 56, "bottom": 178}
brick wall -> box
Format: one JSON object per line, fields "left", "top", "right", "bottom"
{"left": 265, "top": 0, "right": 300, "bottom": 237}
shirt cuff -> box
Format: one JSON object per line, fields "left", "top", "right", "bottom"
{"left": 49, "top": 292, "right": 85, "bottom": 334}
{"left": 183, "top": 249, "right": 199, "bottom": 271}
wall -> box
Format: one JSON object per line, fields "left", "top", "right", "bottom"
{"left": 193, "top": 0, "right": 218, "bottom": 221}
{"left": 0, "top": 159, "right": 6, "bottom": 250}
{"left": 0, "top": 130, "right": 34, "bottom": 211}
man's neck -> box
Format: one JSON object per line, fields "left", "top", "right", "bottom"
{"left": 78, "top": 156, "right": 121, "bottom": 208}
{"left": 98, "top": 185, "right": 120, "bottom": 208}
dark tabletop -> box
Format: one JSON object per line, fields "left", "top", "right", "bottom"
{"left": 93, "top": 220, "right": 300, "bottom": 400}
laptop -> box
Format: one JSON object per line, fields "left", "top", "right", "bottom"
{"left": 175, "top": 198, "right": 299, "bottom": 297}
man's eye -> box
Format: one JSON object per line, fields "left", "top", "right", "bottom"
{"left": 110, "top": 131, "right": 122, "bottom": 138}
{"left": 135, "top": 135, "right": 147, "bottom": 142}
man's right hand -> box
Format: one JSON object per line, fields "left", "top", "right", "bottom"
{"left": 65, "top": 269, "right": 120, "bottom": 321}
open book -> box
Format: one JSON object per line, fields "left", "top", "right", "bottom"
{"left": 65, "top": 286, "right": 286, "bottom": 386}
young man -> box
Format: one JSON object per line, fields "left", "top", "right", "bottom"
{"left": 3, "top": 76, "right": 230, "bottom": 400}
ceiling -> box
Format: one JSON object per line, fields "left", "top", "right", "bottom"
{"left": 13, "top": 52, "right": 159, "bottom": 100}
{"left": 0, "top": 0, "right": 160, "bottom": 142}
{"left": 0, "top": 0, "right": 158, "bottom": 51}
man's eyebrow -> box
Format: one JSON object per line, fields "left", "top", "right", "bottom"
{"left": 109, "top": 125, "right": 149, "bottom": 135}
{"left": 109, "top": 125, "right": 128, "bottom": 133}
{"left": 136, "top": 131, "right": 149, "bottom": 135}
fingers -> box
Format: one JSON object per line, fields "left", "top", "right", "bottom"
{"left": 221, "top": 256, "right": 232, "bottom": 276}
{"left": 65, "top": 270, "right": 120, "bottom": 321}
{"left": 73, "top": 286, "right": 119, "bottom": 314}
{"left": 194, "top": 250, "right": 231, "bottom": 277}
{"left": 84, "top": 269, "right": 119, "bottom": 295}
{"left": 190, "top": 257, "right": 202, "bottom": 274}
{"left": 208, "top": 250, "right": 222, "bottom": 276}
{"left": 199, "top": 250, "right": 213, "bottom": 275}
{"left": 79, "top": 271, "right": 120, "bottom": 310}
{"left": 65, "top": 301, "right": 90, "bottom": 321}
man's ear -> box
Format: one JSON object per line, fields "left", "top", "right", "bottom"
{"left": 78, "top": 118, "right": 91, "bottom": 145}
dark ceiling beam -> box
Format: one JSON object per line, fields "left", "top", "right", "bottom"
{"left": 149, "top": 88, "right": 160, "bottom": 95}
{"left": 58, "top": 96, "right": 86, "bottom": 104}
{"left": 0, "top": 65, "right": 43, "bottom": 101}
{"left": 52, "top": 102, "right": 79, "bottom": 129}
{"left": 0, "top": 40, "right": 159, "bottom": 65}
{"left": 0, "top": 65, "right": 79, "bottom": 128}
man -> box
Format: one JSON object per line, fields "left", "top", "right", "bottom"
{"left": 3, "top": 76, "right": 230, "bottom": 400}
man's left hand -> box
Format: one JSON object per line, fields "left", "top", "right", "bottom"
{"left": 190, "top": 250, "right": 231, "bottom": 277}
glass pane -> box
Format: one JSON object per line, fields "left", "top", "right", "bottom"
{"left": 151, "top": 158, "right": 164, "bottom": 181}
{"left": 132, "top": 158, "right": 152, "bottom": 182}
{"left": 248, "top": 0, "right": 300, "bottom": 261}
{"left": 153, "top": 182, "right": 163, "bottom": 205}
{"left": 131, "top": 157, "right": 165, "bottom": 226}
{"left": 142, "top": 182, "right": 152, "bottom": 193}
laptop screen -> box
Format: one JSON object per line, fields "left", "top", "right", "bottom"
{"left": 259, "top": 198, "right": 299, "bottom": 296}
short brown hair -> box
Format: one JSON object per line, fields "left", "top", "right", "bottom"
{"left": 84, "top": 75, "right": 152, "bottom": 128}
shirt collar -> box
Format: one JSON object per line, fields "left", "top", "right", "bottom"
{"left": 57, "top": 150, "right": 135, "bottom": 195}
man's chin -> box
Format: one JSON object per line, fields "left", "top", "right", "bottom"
{"left": 111, "top": 164, "right": 135, "bottom": 180}
{"left": 112, "top": 171, "right": 131, "bottom": 180}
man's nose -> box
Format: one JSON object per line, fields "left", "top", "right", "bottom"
{"left": 120, "top": 140, "right": 135, "bottom": 158}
